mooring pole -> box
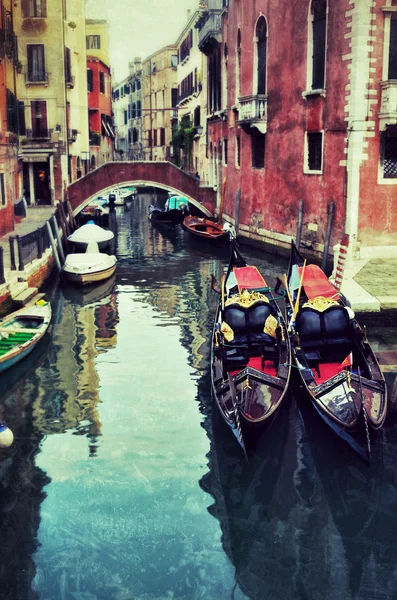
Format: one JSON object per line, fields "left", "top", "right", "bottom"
{"left": 46, "top": 221, "right": 62, "bottom": 274}
{"left": 296, "top": 199, "right": 304, "bottom": 250}
{"left": 322, "top": 201, "right": 335, "bottom": 274}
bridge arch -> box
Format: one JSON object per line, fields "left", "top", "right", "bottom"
{"left": 67, "top": 161, "right": 216, "bottom": 217}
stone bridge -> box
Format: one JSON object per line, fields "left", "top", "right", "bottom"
{"left": 67, "top": 161, "right": 216, "bottom": 217}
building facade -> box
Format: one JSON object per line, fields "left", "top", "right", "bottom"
{"left": 113, "top": 74, "right": 130, "bottom": 159}
{"left": 199, "top": 0, "right": 397, "bottom": 260}
{"left": 0, "top": 0, "right": 20, "bottom": 235}
{"left": 142, "top": 45, "right": 178, "bottom": 162}
{"left": 128, "top": 58, "right": 144, "bottom": 161}
{"left": 15, "top": 0, "right": 89, "bottom": 206}
{"left": 86, "top": 19, "right": 114, "bottom": 170}
{"left": 175, "top": 10, "right": 206, "bottom": 177}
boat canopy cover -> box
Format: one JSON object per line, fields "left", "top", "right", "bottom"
{"left": 166, "top": 195, "right": 188, "bottom": 210}
{"left": 233, "top": 266, "right": 267, "bottom": 292}
{"left": 297, "top": 264, "right": 339, "bottom": 300}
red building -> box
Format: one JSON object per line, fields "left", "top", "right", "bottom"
{"left": 198, "top": 0, "right": 397, "bottom": 262}
{"left": 87, "top": 56, "right": 114, "bottom": 170}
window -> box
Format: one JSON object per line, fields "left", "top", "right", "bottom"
{"left": 22, "top": 0, "right": 47, "bottom": 18}
{"left": 65, "top": 47, "right": 72, "bottom": 84}
{"left": 86, "top": 35, "right": 100, "bottom": 50}
{"left": 160, "top": 128, "right": 165, "bottom": 146}
{"left": 124, "top": 110, "right": 128, "bottom": 125}
{"left": 171, "top": 54, "right": 178, "bottom": 68}
{"left": 136, "top": 79, "right": 141, "bottom": 90}
{"left": 311, "top": 0, "right": 327, "bottom": 89}
{"left": 236, "top": 135, "right": 241, "bottom": 167}
{"left": 6, "top": 89, "right": 18, "bottom": 133}
{"left": 27, "top": 45, "right": 46, "bottom": 82}
{"left": 251, "top": 132, "right": 265, "bottom": 169}
{"left": 99, "top": 72, "right": 105, "bottom": 94}
{"left": 137, "top": 100, "right": 141, "bottom": 117}
{"left": 307, "top": 132, "right": 323, "bottom": 172}
{"left": 388, "top": 16, "right": 397, "bottom": 79}
{"left": 0, "top": 174, "right": 5, "bottom": 206}
{"left": 153, "top": 129, "right": 158, "bottom": 146}
{"left": 194, "top": 105, "right": 201, "bottom": 127}
{"left": 151, "top": 62, "right": 156, "bottom": 74}
{"left": 171, "top": 88, "right": 178, "bottom": 108}
{"left": 132, "top": 128, "right": 138, "bottom": 143}
{"left": 382, "top": 132, "right": 397, "bottom": 178}
{"left": 224, "top": 138, "right": 228, "bottom": 165}
{"left": 256, "top": 17, "right": 267, "bottom": 95}
{"left": 131, "top": 81, "right": 136, "bottom": 93}
{"left": 31, "top": 100, "right": 48, "bottom": 138}
{"left": 87, "top": 69, "right": 93, "bottom": 92}
{"left": 124, "top": 84, "right": 129, "bottom": 95}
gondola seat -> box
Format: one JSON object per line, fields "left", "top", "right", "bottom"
{"left": 222, "top": 301, "right": 277, "bottom": 366}
{"left": 246, "top": 302, "right": 278, "bottom": 357}
{"left": 296, "top": 305, "right": 353, "bottom": 362}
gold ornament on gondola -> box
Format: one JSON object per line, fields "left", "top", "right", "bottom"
{"left": 301, "top": 296, "right": 339, "bottom": 312}
{"left": 225, "top": 289, "right": 269, "bottom": 308}
{"left": 221, "top": 321, "right": 234, "bottom": 342}
{"left": 264, "top": 314, "right": 278, "bottom": 338}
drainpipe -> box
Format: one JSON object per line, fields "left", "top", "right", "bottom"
{"left": 296, "top": 199, "right": 304, "bottom": 250}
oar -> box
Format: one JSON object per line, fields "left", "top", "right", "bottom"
{"left": 227, "top": 373, "right": 248, "bottom": 461}
{"left": 358, "top": 366, "right": 371, "bottom": 463}
{"left": 289, "top": 259, "right": 306, "bottom": 329}
{"left": 221, "top": 274, "right": 226, "bottom": 311}
{"left": 281, "top": 274, "right": 295, "bottom": 314}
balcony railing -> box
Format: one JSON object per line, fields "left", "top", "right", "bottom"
{"left": 197, "top": 10, "right": 222, "bottom": 54}
{"left": 236, "top": 94, "right": 268, "bottom": 134}
{"left": 25, "top": 71, "right": 49, "bottom": 85}
{"left": 23, "top": 128, "right": 52, "bottom": 141}
{"left": 379, "top": 81, "right": 397, "bottom": 131}
{"left": 68, "top": 129, "right": 78, "bottom": 142}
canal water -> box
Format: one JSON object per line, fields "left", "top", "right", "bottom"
{"left": 0, "top": 193, "right": 397, "bottom": 600}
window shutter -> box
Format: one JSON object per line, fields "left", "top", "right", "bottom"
{"left": 21, "top": 0, "right": 28, "bottom": 17}
{"left": 18, "top": 101, "right": 26, "bottom": 135}
{"left": 41, "top": 0, "right": 47, "bottom": 17}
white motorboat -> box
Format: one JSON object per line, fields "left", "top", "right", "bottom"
{"left": 68, "top": 222, "right": 114, "bottom": 251}
{"left": 63, "top": 242, "right": 117, "bottom": 286}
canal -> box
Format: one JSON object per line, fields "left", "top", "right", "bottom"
{"left": 0, "top": 193, "right": 397, "bottom": 600}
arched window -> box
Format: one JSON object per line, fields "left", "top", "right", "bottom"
{"left": 131, "top": 81, "right": 136, "bottom": 93}
{"left": 310, "top": 0, "right": 327, "bottom": 89}
{"left": 132, "top": 102, "right": 136, "bottom": 119}
{"left": 256, "top": 16, "right": 267, "bottom": 95}
{"left": 90, "top": 155, "right": 96, "bottom": 170}
{"left": 236, "top": 29, "right": 242, "bottom": 102}
{"left": 137, "top": 100, "right": 141, "bottom": 117}
{"left": 133, "top": 128, "right": 138, "bottom": 143}
{"left": 136, "top": 80, "right": 141, "bottom": 91}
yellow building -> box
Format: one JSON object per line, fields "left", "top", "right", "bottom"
{"left": 142, "top": 45, "right": 178, "bottom": 161}
{"left": 15, "top": 0, "right": 89, "bottom": 205}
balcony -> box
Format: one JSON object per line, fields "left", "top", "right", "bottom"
{"left": 236, "top": 94, "right": 268, "bottom": 134}
{"left": 68, "top": 129, "right": 78, "bottom": 142}
{"left": 197, "top": 10, "right": 222, "bottom": 55}
{"left": 20, "top": 128, "right": 54, "bottom": 147}
{"left": 378, "top": 81, "right": 397, "bottom": 131}
{"left": 24, "top": 71, "right": 49, "bottom": 86}
{"left": 66, "top": 75, "right": 75, "bottom": 89}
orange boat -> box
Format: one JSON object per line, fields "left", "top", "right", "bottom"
{"left": 183, "top": 214, "right": 229, "bottom": 242}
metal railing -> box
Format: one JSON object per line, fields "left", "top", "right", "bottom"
{"left": 9, "top": 223, "right": 51, "bottom": 271}
{"left": 25, "top": 71, "right": 50, "bottom": 84}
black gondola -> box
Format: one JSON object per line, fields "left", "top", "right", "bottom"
{"left": 210, "top": 241, "right": 292, "bottom": 457}
{"left": 148, "top": 194, "right": 189, "bottom": 224}
{"left": 286, "top": 239, "right": 387, "bottom": 462}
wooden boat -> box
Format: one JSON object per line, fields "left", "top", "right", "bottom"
{"left": 210, "top": 241, "right": 292, "bottom": 457}
{"left": 183, "top": 214, "right": 230, "bottom": 242}
{"left": 68, "top": 222, "right": 114, "bottom": 251}
{"left": 148, "top": 195, "right": 188, "bottom": 224}
{"left": 0, "top": 296, "right": 51, "bottom": 374}
{"left": 63, "top": 242, "right": 117, "bottom": 286}
{"left": 286, "top": 240, "right": 387, "bottom": 462}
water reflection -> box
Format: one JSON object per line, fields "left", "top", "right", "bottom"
{"left": 0, "top": 193, "right": 396, "bottom": 599}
